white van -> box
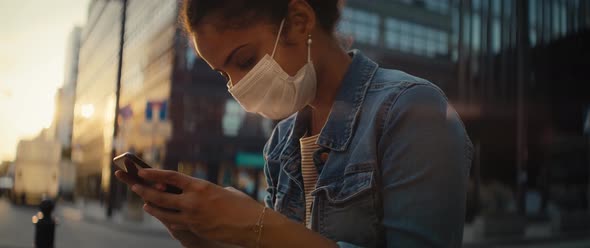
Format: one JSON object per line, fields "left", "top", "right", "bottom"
{"left": 12, "top": 137, "right": 60, "bottom": 205}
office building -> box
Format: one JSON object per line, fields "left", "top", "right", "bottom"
{"left": 73, "top": 0, "right": 273, "bottom": 209}
{"left": 72, "top": 0, "right": 124, "bottom": 199}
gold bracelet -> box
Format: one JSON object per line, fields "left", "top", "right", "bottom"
{"left": 254, "top": 206, "right": 267, "bottom": 248}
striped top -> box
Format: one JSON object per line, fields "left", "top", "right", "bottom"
{"left": 299, "top": 134, "right": 321, "bottom": 229}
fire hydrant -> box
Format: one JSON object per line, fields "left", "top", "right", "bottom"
{"left": 33, "top": 199, "right": 56, "bottom": 248}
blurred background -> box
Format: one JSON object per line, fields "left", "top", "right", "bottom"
{"left": 0, "top": 0, "right": 589, "bottom": 247}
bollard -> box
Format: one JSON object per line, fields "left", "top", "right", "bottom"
{"left": 33, "top": 199, "right": 56, "bottom": 248}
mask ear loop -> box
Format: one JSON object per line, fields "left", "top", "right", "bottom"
{"left": 271, "top": 19, "right": 286, "bottom": 58}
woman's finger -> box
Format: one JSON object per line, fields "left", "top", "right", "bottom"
{"left": 154, "top": 183, "right": 167, "bottom": 192}
{"left": 150, "top": 209, "right": 190, "bottom": 231}
{"left": 154, "top": 216, "right": 192, "bottom": 241}
{"left": 138, "top": 169, "right": 196, "bottom": 190}
{"left": 116, "top": 170, "right": 167, "bottom": 192}
{"left": 115, "top": 170, "right": 139, "bottom": 186}
{"left": 132, "top": 184, "right": 183, "bottom": 210}
{"left": 143, "top": 203, "right": 185, "bottom": 225}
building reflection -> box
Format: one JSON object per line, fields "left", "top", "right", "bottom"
{"left": 72, "top": 0, "right": 122, "bottom": 201}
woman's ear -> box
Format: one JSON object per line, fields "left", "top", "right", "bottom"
{"left": 283, "top": 0, "right": 317, "bottom": 45}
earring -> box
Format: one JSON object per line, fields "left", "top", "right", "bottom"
{"left": 307, "top": 34, "right": 312, "bottom": 62}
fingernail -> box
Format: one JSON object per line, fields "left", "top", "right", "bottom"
{"left": 132, "top": 185, "right": 141, "bottom": 192}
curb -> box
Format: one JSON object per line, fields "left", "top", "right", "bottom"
{"left": 58, "top": 205, "right": 170, "bottom": 238}
{"left": 0, "top": 244, "right": 31, "bottom": 248}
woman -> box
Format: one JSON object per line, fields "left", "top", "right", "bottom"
{"left": 116, "top": 0, "right": 473, "bottom": 247}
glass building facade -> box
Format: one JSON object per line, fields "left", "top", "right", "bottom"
{"left": 341, "top": 0, "right": 590, "bottom": 237}
{"left": 451, "top": 0, "right": 590, "bottom": 221}
{"left": 72, "top": 0, "right": 122, "bottom": 199}
{"left": 73, "top": 0, "right": 273, "bottom": 211}
{"left": 340, "top": 0, "right": 455, "bottom": 91}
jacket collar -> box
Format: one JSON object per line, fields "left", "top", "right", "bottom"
{"left": 316, "top": 50, "right": 378, "bottom": 151}
{"left": 270, "top": 50, "right": 379, "bottom": 191}
{"left": 278, "top": 50, "right": 379, "bottom": 158}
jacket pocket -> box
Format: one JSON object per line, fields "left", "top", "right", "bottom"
{"left": 314, "top": 162, "right": 375, "bottom": 205}
{"left": 312, "top": 162, "right": 380, "bottom": 247}
{"left": 273, "top": 185, "right": 287, "bottom": 212}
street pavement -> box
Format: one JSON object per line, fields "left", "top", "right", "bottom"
{"left": 0, "top": 198, "right": 181, "bottom": 248}
{"left": 2, "top": 197, "right": 589, "bottom": 248}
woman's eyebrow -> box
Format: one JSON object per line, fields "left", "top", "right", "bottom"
{"left": 222, "top": 44, "right": 249, "bottom": 68}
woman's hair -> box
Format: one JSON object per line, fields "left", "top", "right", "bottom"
{"left": 180, "top": 0, "right": 341, "bottom": 34}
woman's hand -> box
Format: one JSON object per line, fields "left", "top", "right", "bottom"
{"left": 161, "top": 223, "right": 205, "bottom": 248}
{"left": 161, "top": 222, "right": 241, "bottom": 248}
{"left": 115, "top": 171, "right": 241, "bottom": 248}
{"left": 116, "top": 169, "right": 263, "bottom": 247}
{"left": 116, "top": 169, "right": 337, "bottom": 248}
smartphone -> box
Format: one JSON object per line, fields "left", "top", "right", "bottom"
{"left": 113, "top": 152, "right": 182, "bottom": 194}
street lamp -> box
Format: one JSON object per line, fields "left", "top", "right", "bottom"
{"left": 106, "top": 0, "right": 128, "bottom": 218}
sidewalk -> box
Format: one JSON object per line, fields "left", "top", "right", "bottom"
{"left": 58, "top": 200, "right": 170, "bottom": 238}
{"left": 463, "top": 220, "right": 590, "bottom": 247}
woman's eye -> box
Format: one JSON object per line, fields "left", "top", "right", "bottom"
{"left": 237, "top": 57, "right": 256, "bottom": 70}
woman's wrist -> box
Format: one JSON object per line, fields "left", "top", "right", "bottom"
{"left": 237, "top": 205, "right": 269, "bottom": 248}
{"left": 258, "top": 208, "right": 289, "bottom": 247}
{"left": 257, "top": 208, "right": 338, "bottom": 248}
{"left": 253, "top": 207, "right": 267, "bottom": 247}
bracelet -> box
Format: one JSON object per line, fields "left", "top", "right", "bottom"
{"left": 253, "top": 206, "right": 267, "bottom": 248}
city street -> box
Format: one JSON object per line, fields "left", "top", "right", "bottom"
{"left": 2, "top": 197, "right": 590, "bottom": 248}
{"left": 0, "top": 198, "right": 181, "bottom": 248}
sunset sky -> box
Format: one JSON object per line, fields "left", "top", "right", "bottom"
{"left": 0, "top": 0, "right": 90, "bottom": 161}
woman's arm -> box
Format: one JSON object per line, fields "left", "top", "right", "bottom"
{"left": 378, "top": 84, "right": 472, "bottom": 247}
{"left": 127, "top": 169, "right": 338, "bottom": 248}
{"left": 258, "top": 208, "right": 338, "bottom": 248}
{"left": 115, "top": 171, "right": 240, "bottom": 248}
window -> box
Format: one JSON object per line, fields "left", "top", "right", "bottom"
{"left": 529, "top": 0, "right": 538, "bottom": 46}
{"left": 472, "top": 14, "right": 481, "bottom": 52}
{"left": 493, "top": 20, "right": 502, "bottom": 53}
{"left": 386, "top": 17, "right": 449, "bottom": 58}
{"left": 560, "top": 2, "right": 567, "bottom": 36}
{"left": 472, "top": 0, "right": 482, "bottom": 11}
{"left": 436, "top": 31, "right": 449, "bottom": 55}
{"left": 385, "top": 20, "right": 400, "bottom": 50}
{"left": 426, "top": 30, "right": 439, "bottom": 57}
{"left": 552, "top": 1, "right": 561, "bottom": 39}
{"left": 340, "top": 7, "right": 380, "bottom": 45}
{"left": 492, "top": 0, "right": 502, "bottom": 17}
{"left": 222, "top": 99, "right": 245, "bottom": 137}
{"left": 424, "top": 0, "right": 450, "bottom": 14}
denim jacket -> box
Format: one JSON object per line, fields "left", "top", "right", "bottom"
{"left": 263, "top": 50, "right": 473, "bottom": 248}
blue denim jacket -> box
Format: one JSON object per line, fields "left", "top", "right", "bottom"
{"left": 263, "top": 50, "right": 473, "bottom": 248}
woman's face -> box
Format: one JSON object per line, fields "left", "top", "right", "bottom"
{"left": 192, "top": 21, "right": 309, "bottom": 86}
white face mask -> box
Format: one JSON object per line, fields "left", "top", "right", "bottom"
{"left": 227, "top": 19, "right": 317, "bottom": 120}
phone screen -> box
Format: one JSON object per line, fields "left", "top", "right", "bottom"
{"left": 113, "top": 152, "right": 182, "bottom": 194}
